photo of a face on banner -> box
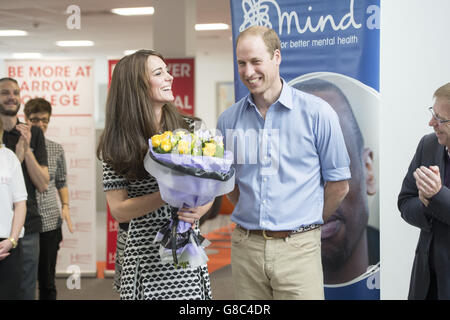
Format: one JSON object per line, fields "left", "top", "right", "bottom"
{"left": 289, "top": 73, "right": 380, "bottom": 285}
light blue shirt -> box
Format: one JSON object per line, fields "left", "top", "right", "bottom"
{"left": 217, "top": 79, "right": 351, "bottom": 231}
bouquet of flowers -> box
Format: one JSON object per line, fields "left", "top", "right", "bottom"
{"left": 144, "top": 129, "right": 235, "bottom": 268}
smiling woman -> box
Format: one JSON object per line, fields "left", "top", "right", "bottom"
{"left": 147, "top": 55, "right": 174, "bottom": 110}
{"left": 97, "top": 49, "right": 213, "bottom": 300}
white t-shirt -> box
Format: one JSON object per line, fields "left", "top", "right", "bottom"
{"left": 0, "top": 146, "right": 27, "bottom": 238}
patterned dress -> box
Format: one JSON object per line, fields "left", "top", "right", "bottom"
{"left": 102, "top": 119, "right": 212, "bottom": 300}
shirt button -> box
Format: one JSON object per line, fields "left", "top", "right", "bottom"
{"left": 262, "top": 200, "right": 266, "bottom": 204}
{"left": 263, "top": 177, "right": 267, "bottom": 182}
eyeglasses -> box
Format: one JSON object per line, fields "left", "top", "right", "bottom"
{"left": 429, "top": 107, "right": 450, "bottom": 125}
{"left": 29, "top": 117, "right": 49, "bottom": 124}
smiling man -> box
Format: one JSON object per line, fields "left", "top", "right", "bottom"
{"left": 0, "top": 77, "right": 49, "bottom": 300}
{"left": 398, "top": 82, "right": 450, "bottom": 300}
{"left": 217, "top": 26, "right": 351, "bottom": 300}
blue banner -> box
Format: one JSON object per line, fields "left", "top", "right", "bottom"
{"left": 230, "top": 0, "right": 380, "bottom": 300}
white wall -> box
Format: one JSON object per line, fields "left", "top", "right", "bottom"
{"left": 380, "top": 0, "right": 450, "bottom": 299}
{"left": 195, "top": 37, "right": 234, "bottom": 129}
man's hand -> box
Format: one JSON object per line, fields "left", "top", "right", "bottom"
{"left": 0, "top": 239, "right": 13, "bottom": 261}
{"left": 418, "top": 190, "right": 430, "bottom": 207}
{"left": 16, "top": 123, "right": 31, "bottom": 149}
{"left": 14, "top": 124, "right": 31, "bottom": 163}
{"left": 413, "top": 166, "right": 442, "bottom": 199}
{"left": 62, "top": 206, "right": 74, "bottom": 233}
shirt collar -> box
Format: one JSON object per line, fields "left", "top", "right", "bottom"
{"left": 245, "top": 78, "right": 294, "bottom": 110}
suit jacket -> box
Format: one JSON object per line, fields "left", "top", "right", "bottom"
{"left": 398, "top": 133, "right": 450, "bottom": 300}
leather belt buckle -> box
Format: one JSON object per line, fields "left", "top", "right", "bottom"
{"left": 262, "top": 230, "right": 274, "bottom": 240}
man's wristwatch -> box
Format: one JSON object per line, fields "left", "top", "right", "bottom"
{"left": 8, "top": 237, "right": 18, "bottom": 249}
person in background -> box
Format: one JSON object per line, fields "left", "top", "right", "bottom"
{"left": 398, "top": 82, "right": 450, "bottom": 300}
{"left": 293, "top": 79, "right": 379, "bottom": 286}
{"left": 23, "top": 98, "right": 73, "bottom": 300}
{"left": 0, "top": 116, "right": 28, "bottom": 300}
{"left": 0, "top": 77, "right": 49, "bottom": 300}
{"left": 217, "top": 26, "right": 350, "bottom": 300}
{"left": 97, "top": 49, "right": 213, "bottom": 300}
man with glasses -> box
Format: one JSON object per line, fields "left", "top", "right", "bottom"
{"left": 0, "top": 77, "right": 49, "bottom": 300}
{"left": 24, "top": 98, "right": 73, "bottom": 300}
{"left": 398, "top": 82, "right": 450, "bottom": 300}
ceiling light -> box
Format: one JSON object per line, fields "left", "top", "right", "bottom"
{"left": 0, "top": 30, "right": 28, "bottom": 36}
{"left": 111, "top": 7, "right": 155, "bottom": 16}
{"left": 12, "top": 52, "right": 42, "bottom": 59}
{"left": 195, "top": 23, "right": 229, "bottom": 31}
{"left": 124, "top": 50, "right": 137, "bottom": 55}
{"left": 56, "top": 40, "right": 94, "bottom": 47}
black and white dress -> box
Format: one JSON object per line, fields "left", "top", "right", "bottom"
{"left": 102, "top": 119, "right": 212, "bottom": 300}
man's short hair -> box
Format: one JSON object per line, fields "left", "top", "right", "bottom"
{"left": 24, "top": 98, "right": 52, "bottom": 118}
{"left": 0, "top": 77, "right": 18, "bottom": 85}
{"left": 237, "top": 26, "right": 281, "bottom": 58}
{"left": 434, "top": 82, "right": 450, "bottom": 104}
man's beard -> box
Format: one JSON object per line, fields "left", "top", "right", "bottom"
{"left": 0, "top": 102, "right": 20, "bottom": 116}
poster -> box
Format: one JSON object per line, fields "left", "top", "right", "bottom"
{"left": 5, "top": 59, "right": 97, "bottom": 276}
{"left": 230, "top": 0, "right": 380, "bottom": 299}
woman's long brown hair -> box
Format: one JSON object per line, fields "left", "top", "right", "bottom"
{"left": 97, "top": 49, "right": 191, "bottom": 179}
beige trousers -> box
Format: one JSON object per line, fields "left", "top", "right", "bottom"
{"left": 231, "top": 226, "right": 324, "bottom": 300}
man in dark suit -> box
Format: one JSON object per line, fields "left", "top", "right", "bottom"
{"left": 398, "top": 82, "right": 450, "bottom": 300}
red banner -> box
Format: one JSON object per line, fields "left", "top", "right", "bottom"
{"left": 166, "top": 58, "right": 195, "bottom": 115}
{"left": 106, "top": 204, "right": 118, "bottom": 271}
{"left": 105, "top": 57, "right": 195, "bottom": 271}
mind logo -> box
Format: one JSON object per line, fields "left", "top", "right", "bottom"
{"left": 239, "top": 0, "right": 362, "bottom": 35}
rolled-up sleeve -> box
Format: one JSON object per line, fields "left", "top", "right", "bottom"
{"left": 315, "top": 104, "right": 351, "bottom": 182}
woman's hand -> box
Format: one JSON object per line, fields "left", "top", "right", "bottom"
{"left": 177, "top": 201, "right": 214, "bottom": 225}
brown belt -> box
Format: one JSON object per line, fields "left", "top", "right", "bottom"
{"left": 237, "top": 224, "right": 320, "bottom": 240}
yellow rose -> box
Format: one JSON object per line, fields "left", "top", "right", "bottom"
{"left": 177, "top": 140, "right": 190, "bottom": 154}
{"left": 151, "top": 134, "right": 162, "bottom": 148}
{"left": 162, "top": 131, "right": 173, "bottom": 139}
{"left": 202, "top": 143, "right": 216, "bottom": 157}
{"left": 161, "top": 139, "right": 172, "bottom": 152}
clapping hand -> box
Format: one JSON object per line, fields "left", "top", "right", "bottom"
{"left": 413, "top": 166, "right": 442, "bottom": 207}
{"left": 15, "top": 123, "right": 31, "bottom": 162}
